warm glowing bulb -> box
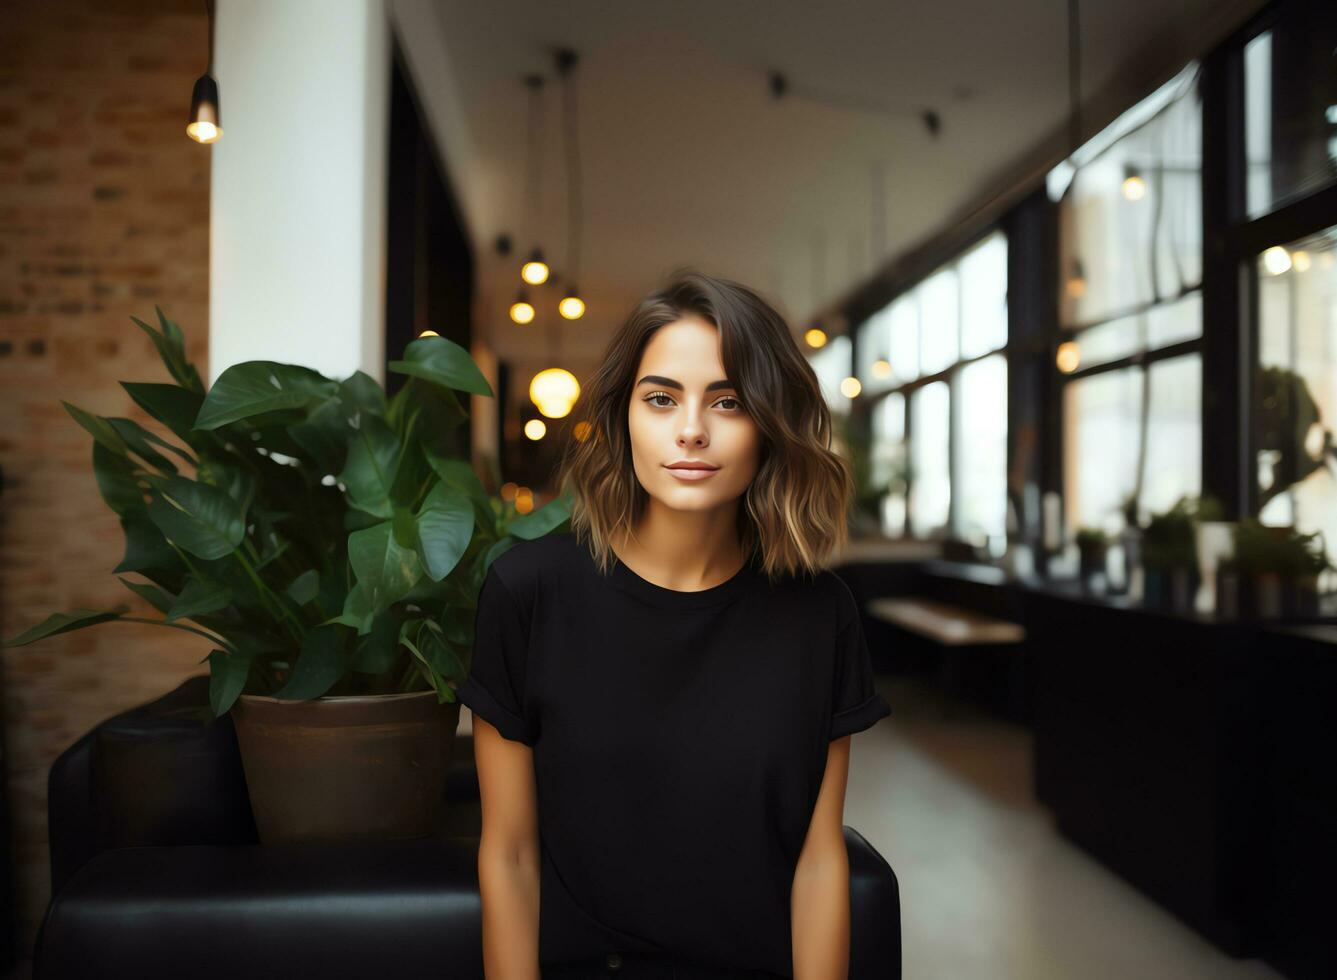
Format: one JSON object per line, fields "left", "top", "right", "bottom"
{"left": 1066, "top": 274, "right": 1087, "bottom": 299}
{"left": 510, "top": 300, "right": 535, "bottom": 324}
{"left": 1262, "top": 246, "right": 1292, "bottom": 275}
{"left": 840, "top": 376, "right": 862, "bottom": 399}
{"left": 524, "top": 419, "right": 547, "bottom": 440}
{"left": 804, "top": 328, "right": 827, "bottom": 348}
{"left": 521, "top": 260, "right": 549, "bottom": 285}
{"left": 559, "top": 295, "right": 585, "bottom": 319}
{"left": 418, "top": 329, "right": 439, "bottom": 337}
{"left": 871, "top": 359, "right": 891, "bottom": 378}
{"left": 1121, "top": 175, "right": 1146, "bottom": 201}
{"left": 500, "top": 482, "right": 519, "bottom": 501}
{"left": 530, "top": 367, "right": 580, "bottom": 419}
{"left": 186, "top": 121, "right": 220, "bottom": 144}
{"left": 1056, "top": 340, "right": 1081, "bottom": 373}
{"left": 1292, "top": 250, "right": 1312, "bottom": 272}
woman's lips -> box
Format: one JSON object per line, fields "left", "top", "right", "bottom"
{"left": 665, "top": 465, "right": 719, "bottom": 481}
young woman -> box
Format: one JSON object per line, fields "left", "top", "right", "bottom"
{"left": 456, "top": 270, "right": 892, "bottom": 979}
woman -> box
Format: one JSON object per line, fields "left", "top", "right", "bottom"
{"left": 456, "top": 270, "right": 892, "bottom": 979}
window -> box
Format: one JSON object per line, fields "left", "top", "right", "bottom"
{"left": 1256, "top": 224, "right": 1337, "bottom": 555}
{"left": 854, "top": 229, "right": 1009, "bottom": 542}
{"left": 1244, "top": 3, "right": 1337, "bottom": 220}
{"left": 1053, "top": 61, "right": 1204, "bottom": 535}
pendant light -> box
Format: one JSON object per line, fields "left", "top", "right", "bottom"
{"left": 187, "top": 0, "right": 222, "bottom": 143}
{"left": 510, "top": 288, "right": 536, "bottom": 325}
{"left": 520, "top": 75, "right": 550, "bottom": 286}
{"left": 556, "top": 48, "right": 585, "bottom": 320}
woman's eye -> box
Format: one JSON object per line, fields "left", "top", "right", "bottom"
{"left": 716, "top": 397, "right": 742, "bottom": 411}
{"left": 645, "top": 392, "right": 674, "bottom": 407}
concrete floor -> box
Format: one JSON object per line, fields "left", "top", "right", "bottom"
{"left": 850, "top": 674, "right": 1283, "bottom": 980}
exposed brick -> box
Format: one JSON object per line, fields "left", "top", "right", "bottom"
{"left": 0, "top": 0, "right": 210, "bottom": 963}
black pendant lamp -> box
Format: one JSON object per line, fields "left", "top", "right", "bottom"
{"left": 187, "top": 0, "right": 221, "bottom": 143}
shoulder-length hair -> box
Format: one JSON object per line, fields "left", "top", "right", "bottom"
{"left": 555, "top": 269, "right": 854, "bottom": 582}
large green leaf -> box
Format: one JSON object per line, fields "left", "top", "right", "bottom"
{"left": 338, "top": 413, "right": 401, "bottom": 519}
{"left": 287, "top": 395, "right": 351, "bottom": 475}
{"left": 424, "top": 449, "right": 494, "bottom": 529}
{"left": 120, "top": 382, "right": 205, "bottom": 444}
{"left": 205, "top": 648, "right": 252, "bottom": 716}
{"left": 166, "top": 577, "right": 233, "bottom": 622}
{"left": 506, "top": 491, "right": 574, "bottom": 539}
{"left": 113, "top": 509, "right": 185, "bottom": 576}
{"left": 117, "top": 576, "right": 176, "bottom": 614}
{"left": 414, "top": 482, "right": 474, "bottom": 581}
{"left": 2, "top": 606, "right": 129, "bottom": 648}
{"left": 285, "top": 569, "right": 320, "bottom": 606}
{"left": 106, "top": 417, "right": 184, "bottom": 474}
{"left": 273, "top": 624, "right": 353, "bottom": 700}
{"left": 129, "top": 309, "right": 204, "bottom": 394}
{"left": 62, "top": 401, "right": 131, "bottom": 458}
{"left": 93, "top": 442, "right": 144, "bottom": 517}
{"left": 194, "top": 361, "right": 339, "bottom": 431}
{"left": 347, "top": 519, "right": 422, "bottom": 610}
{"left": 352, "top": 608, "right": 401, "bottom": 674}
{"left": 387, "top": 335, "right": 493, "bottom": 397}
{"left": 145, "top": 476, "right": 247, "bottom": 560}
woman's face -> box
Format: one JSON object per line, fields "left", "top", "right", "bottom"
{"left": 626, "top": 314, "right": 763, "bottom": 515}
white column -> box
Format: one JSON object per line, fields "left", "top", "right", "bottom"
{"left": 209, "top": 0, "right": 389, "bottom": 386}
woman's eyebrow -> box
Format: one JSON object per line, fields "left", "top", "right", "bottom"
{"left": 635, "top": 375, "right": 735, "bottom": 392}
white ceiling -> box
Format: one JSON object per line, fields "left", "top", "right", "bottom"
{"left": 392, "top": 0, "right": 1262, "bottom": 370}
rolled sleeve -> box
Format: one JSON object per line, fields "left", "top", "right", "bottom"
{"left": 829, "top": 586, "right": 891, "bottom": 741}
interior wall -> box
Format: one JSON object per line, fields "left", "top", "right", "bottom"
{"left": 0, "top": 0, "right": 212, "bottom": 959}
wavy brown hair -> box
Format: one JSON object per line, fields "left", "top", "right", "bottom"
{"left": 555, "top": 269, "right": 855, "bottom": 582}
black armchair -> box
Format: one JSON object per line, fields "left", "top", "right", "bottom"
{"left": 35, "top": 677, "right": 900, "bottom": 979}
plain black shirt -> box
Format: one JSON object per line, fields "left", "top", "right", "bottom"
{"left": 455, "top": 531, "right": 892, "bottom": 977}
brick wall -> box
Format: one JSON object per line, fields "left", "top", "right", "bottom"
{"left": 0, "top": 0, "right": 210, "bottom": 965}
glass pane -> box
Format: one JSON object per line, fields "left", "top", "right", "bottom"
{"left": 910, "top": 381, "right": 951, "bottom": 536}
{"left": 1244, "top": 3, "right": 1337, "bottom": 219}
{"left": 871, "top": 393, "right": 907, "bottom": 536}
{"left": 809, "top": 335, "right": 852, "bottom": 414}
{"left": 960, "top": 231, "right": 1008, "bottom": 359}
{"left": 1143, "top": 354, "right": 1202, "bottom": 515}
{"left": 1256, "top": 224, "right": 1337, "bottom": 559}
{"left": 954, "top": 354, "right": 1008, "bottom": 545}
{"left": 1068, "top": 312, "right": 1142, "bottom": 369}
{"left": 855, "top": 306, "right": 894, "bottom": 392}
{"left": 1063, "top": 368, "right": 1144, "bottom": 533}
{"left": 888, "top": 293, "right": 919, "bottom": 381}
{"left": 919, "top": 268, "right": 959, "bottom": 375}
{"left": 1146, "top": 290, "right": 1202, "bottom": 348}
{"left": 1059, "top": 66, "right": 1202, "bottom": 328}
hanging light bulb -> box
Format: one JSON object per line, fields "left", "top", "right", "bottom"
{"left": 558, "top": 282, "right": 585, "bottom": 320}
{"left": 871, "top": 359, "right": 892, "bottom": 378}
{"left": 1121, "top": 163, "right": 1146, "bottom": 201}
{"left": 840, "top": 377, "right": 862, "bottom": 399}
{"left": 804, "top": 328, "right": 827, "bottom": 348}
{"left": 529, "top": 367, "right": 580, "bottom": 419}
{"left": 523, "top": 419, "right": 547, "bottom": 441}
{"left": 510, "top": 288, "right": 535, "bottom": 324}
{"left": 1056, "top": 340, "right": 1081, "bottom": 373}
{"left": 187, "top": 0, "right": 221, "bottom": 143}
{"left": 1261, "top": 245, "right": 1292, "bottom": 275}
{"left": 521, "top": 247, "right": 550, "bottom": 285}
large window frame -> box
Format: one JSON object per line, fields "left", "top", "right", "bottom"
{"left": 852, "top": 228, "right": 1009, "bottom": 545}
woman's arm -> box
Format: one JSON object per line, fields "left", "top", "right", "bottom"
{"left": 474, "top": 715, "right": 542, "bottom": 979}
{"left": 791, "top": 735, "right": 852, "bottom": 980}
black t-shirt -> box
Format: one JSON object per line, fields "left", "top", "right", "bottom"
{"left": 455, "top": 531, "right": 892, "bottom": 977}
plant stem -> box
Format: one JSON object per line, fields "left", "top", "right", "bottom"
{"left": 234, "top": 548, "right": 305, "bottom": 645}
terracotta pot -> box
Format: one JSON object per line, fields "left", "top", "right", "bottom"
{"left": 230, "top": 690, "right": 460, "bottom": 844}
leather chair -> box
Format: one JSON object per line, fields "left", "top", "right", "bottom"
{"left": 34, "top": 677, "right": 901, "bottom": 979}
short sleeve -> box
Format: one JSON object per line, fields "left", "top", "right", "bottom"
{"left": 456, "top": 565, "right": 537, "bottom": 746}
{"left": 829, "top": 596, "right": 892, "bottom": 741}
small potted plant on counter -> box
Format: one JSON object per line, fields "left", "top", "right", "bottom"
{"left": 1074, "top": 527, "right": 1109, "bottom": 590}
{"left": 1140, "top": 496, "right": 1199, "bottom": 613}
{"left": 2, "top": 309, "right": 572, "bottom": 844}
{"left": 1223, "top": 519, "right": 1330, "bottom": 619}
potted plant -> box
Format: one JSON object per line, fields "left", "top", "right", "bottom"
{"left": 2, "top": 309, "right": 572, "bottom": 843}
{"left": 1140, "top": 496, "right": 1199, "bottom": 613}
{"left": 1226, "top": 519, "right": 1330, "bottom": 619}
{"left": 1116, "top": 492, "right": 1142, "bottom": 597}
{"left": 1074, "top": 527, "right": 1108, "bottom": 588}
